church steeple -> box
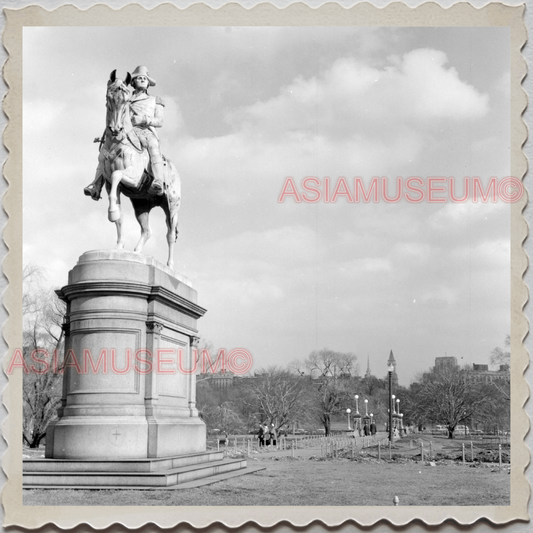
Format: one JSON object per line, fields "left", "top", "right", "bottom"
{"left": 387, "top": 350, "right": 398, "bottom": 385}
{"left": 365, "top": 354, "right": 371, "bottom": 378}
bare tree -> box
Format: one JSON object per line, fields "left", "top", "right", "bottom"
{"left": 409, "top": 364, "right": 506, "bottom": 438}
{"left": 362, "top": 374, "right": 381, "bottom": 396}
{"left": 306, "top": 348, "right": 358, "bottom": 378}
{"left": 287, "top": 359, "right": 306, "bottom": 376}
{"left": 490, "top": 335, "right": 510, "bottom": 367}
{"left": 241, "top": 366, "right": 310, "bottom": 431}
{"left": 209, "top": 401, "right": 245, "bottom": 435}
{"left": 304, "top": 348, "right": 358, "bottom": 435}
{"left": 22, "top": 266, "right": 66, "bottom": 448}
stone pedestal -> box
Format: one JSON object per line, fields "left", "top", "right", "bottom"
{"left": 45, "top": 250, "right": 207, "bottom": 460}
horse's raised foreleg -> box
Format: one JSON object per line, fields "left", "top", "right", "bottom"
{"left": 84, "top": 160, "right": 105, "bottom": 201}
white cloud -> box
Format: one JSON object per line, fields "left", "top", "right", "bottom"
{"left": 172, "top": 48, "right": 492, "bottom": 213}
{"left": 228, "top": 48, "right": 489, "bottom": 141}
{"left": 399, "top": 49, "right": 489, "bottom": 120}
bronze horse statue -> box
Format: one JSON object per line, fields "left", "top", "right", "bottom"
{"left": 84, "top": 70, "right": 181, "bottom": 269}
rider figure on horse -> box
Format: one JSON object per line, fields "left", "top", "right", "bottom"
{"left": 128, "top": 65, "right": 166, "bottom": 195}
{"left": 84, "top": 65, "right": 166, "bottom": 200}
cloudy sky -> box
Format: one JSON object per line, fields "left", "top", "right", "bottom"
{"left": 23, "top": 26, "right": 511, "bottom": 385}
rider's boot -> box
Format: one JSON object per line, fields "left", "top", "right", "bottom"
{"left": 151, "top": 161, "right": 165, "bottom": 195}
{"left": 84, "top": 174, "right": 105, "bottom": 201}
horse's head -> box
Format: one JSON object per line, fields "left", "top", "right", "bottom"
{"left": 106, "top": 70, "right": 133, "bottom": 138}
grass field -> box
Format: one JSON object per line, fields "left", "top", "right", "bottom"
{"left": 23, "top": 455, "right": 510, "bottom": 507}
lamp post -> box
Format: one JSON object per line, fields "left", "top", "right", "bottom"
{"left": 396, "top": 398, "right": 401, "bottom": 434}
{"left": 346, "top": 408, "right": 352, "bottom": 430}
{"left": 363, "top": 399, "right": 370, "bottom": 434}
{"left": 388, "top": 363, "right": 394, "bottom": 443}
{"left": 354, "top": 395, "right": 361, "bottom": 434}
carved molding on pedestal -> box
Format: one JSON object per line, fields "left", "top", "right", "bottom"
{"left": 190, "top": 335, "right": 200, "bottom": 348}
{"left": 146, "top": 321, "right": 164, "bottom": 335}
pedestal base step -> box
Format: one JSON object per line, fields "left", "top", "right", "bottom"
{"left": 25, "top": 450, "right": 224, "bottom": 473}
{"left": 23, "top": 464, "right": 266, "bottom": 491}
{"left": 24, "top": 457, "right": 254, "bottom": 488}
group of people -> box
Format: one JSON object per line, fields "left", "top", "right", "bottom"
{"left": 257, "top": 423, "right": 278, "bottom": 448}
{"left": 358, "top": 422, "right": 377, "bottom": 436}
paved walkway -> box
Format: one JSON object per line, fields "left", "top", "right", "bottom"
{"left": 220, "top": 432, "right": 391, "bottom": 459}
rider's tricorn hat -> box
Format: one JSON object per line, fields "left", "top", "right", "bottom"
{"left": 130, "top": 65, "right": 156, "bottom": 87}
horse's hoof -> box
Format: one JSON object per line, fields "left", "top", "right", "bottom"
{"left": 84, "top": 185, "right": 101, "bottom": 201}
{"left": 108, "top": 208, "right": 120, "bottom": 222}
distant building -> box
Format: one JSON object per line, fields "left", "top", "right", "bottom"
{"left": 471, "top": 363, "right": 510, "bottom": 384}
{"left": 387, "top": 350, "right": 398, "bottom": 385}
{"left": 434, "top": 356, "right": 458, "bottom": 371}
{"left": 196, "top": 370, "right": 235, "bottom": 388}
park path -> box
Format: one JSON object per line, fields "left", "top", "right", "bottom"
{"left": 221, "top": 432, "right": 391, "bottom": 460}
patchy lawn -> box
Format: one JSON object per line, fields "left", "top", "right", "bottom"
{"left": 24, "top": 456, "right": 510, "bottom": 506}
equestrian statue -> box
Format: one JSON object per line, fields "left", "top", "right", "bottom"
{"left": 83, "top": 66, "right": 181, "bottom": 269}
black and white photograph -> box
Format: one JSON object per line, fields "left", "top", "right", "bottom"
{"left": 1, "top": 1, "right": 529, "bottom": 530}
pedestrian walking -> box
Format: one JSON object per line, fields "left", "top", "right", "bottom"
{"left": 257, "top": 425, "right": 265, "bottom": 448}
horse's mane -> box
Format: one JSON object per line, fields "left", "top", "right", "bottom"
{"left": 105, "top": 79, "right": 143, "bottom": 153}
